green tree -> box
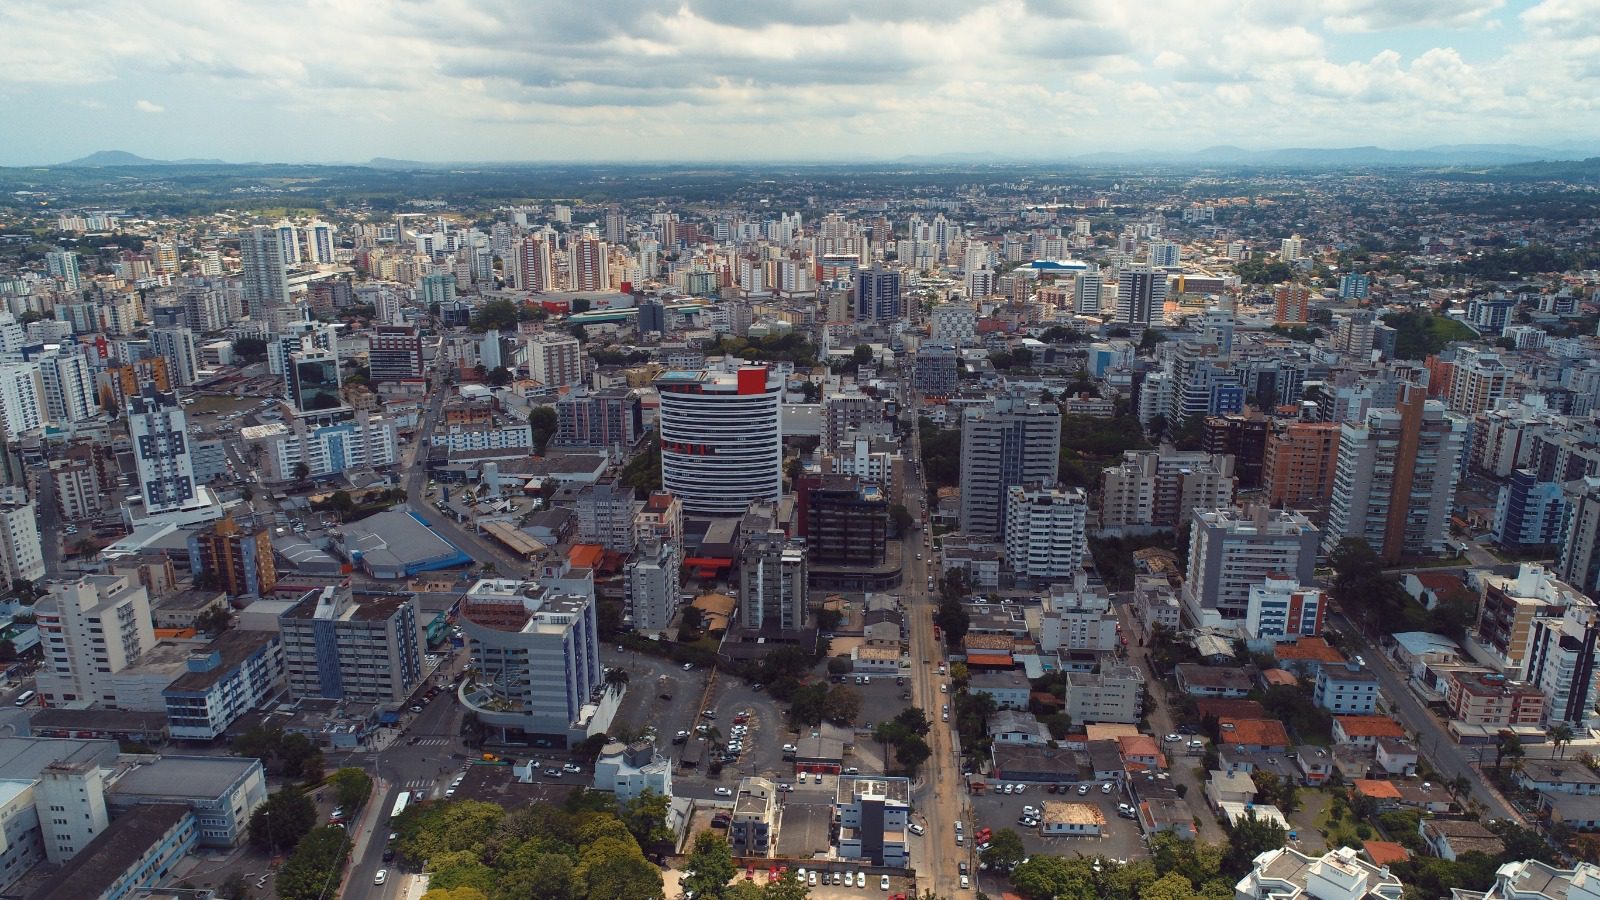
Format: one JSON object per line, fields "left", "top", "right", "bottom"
{"left": 330, "top": 767, "right": 373, "bottom": 812}
{"left": 684, "top": 831, "right": 738, "bottom": 900}
{"left": 215, "top": 872, "right": 250, "bottom": 900}
{"left": 275, "top": 826, "right": 349, "bottom": 900}
{"left": 471, "top": 299, "right": 523, "bottom": 332}
{"left": 853, "top": 344, "right": 874, "bottom": 365}
{"left": 529, "top": 406, "right": 559, "bottom": 455}
{"left": 621, "top": 789, "right": 672, "bottom": 849}
{"left": 889, "top": 504, "right": 913, "bottom": 533}
{"left": 980, "top": 827, "right": 1026, "bottom": 872}
{"left": 1551, "top": 723, "right": 1575, "bottom": 759}
{"left": 1223, "top": 812, "right": 1288, "bottom": 877}
{"left": 487, "top": 366, "right": 514, "bottom": 387}
{"left": 247, "top": 788, "right": 316, "bottom": 854}
{"left": 292, "top": 461, "right": 311, "bottom": 481}
{"left": 894, "top": 734, "right": 931, "bottom": 778}
{"left": 822, "top": 684, "right": 862, "bottom": 724}
{"left": 232, "top": 336, "right": 268, "bottom": 362}
{"left": 194, "top": 604, "right": 232, "bottom": 635}
{"left": 1495, "top": 730, "right": 1525, "bottom": 770}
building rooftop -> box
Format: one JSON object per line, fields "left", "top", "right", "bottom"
{"left": 110, "top": 755, "right": 259, "bottom": 799}
{"left": 837, "top": 775, "right": 911, "bottom": 806}
{"left": 0, "top": 737, "right": 118, "bottom": 780}
{"left": 30, "top": 803, "right": 191, "bottom": 900}
{"left": 1273, "top": 637, "right": 1348, "bottom": 664}
{"left": 1220, "top": 718, "right": 1291, "bottom": 747}
{"left": 163, "top": 630, "right": 278, "bottom": 694}
{"left": 1335, "top": 716, "right": 1407, "bottom": 739}
{"left": 333, "top": 509, "right": 471, "bottom": 574}
{"left": 1042, "top": 801, "right": 1105, "bottom": 826}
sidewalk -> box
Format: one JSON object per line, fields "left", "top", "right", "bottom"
{"left": 337, "top": 776, "right": 389, "bottom": 897}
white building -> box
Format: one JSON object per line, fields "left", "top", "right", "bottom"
{"left": 1184, "top": 506, "right": 1320, "bottom": 628}
{"left": 1236, "top": 846, "right": 1405, "bottom": 900}
{"left": 435, "top": 422, "right": 533, "bottom": 453}
{"left": 35, "top": 575, "right": 156, "bottom": 707}
{"left": 960, "top": 394, "right": 1060, "bottom": 537}
{"left": 655, "top": 363, "right": 783, "bottom": 516}
{"left": 524, "top": 331, "right": 583, "bottom": 388}
{"left": 835, "top": 776, "right": 910, "bottom": 867}
{"left": 457, "top": 571, "right": 613, "bottom": 746}
{"left": 1004, "top": 483, "right": 1088, "bottom": 580}
{"left": 277, "top": 585, "right": 423, "bottom": 706}
{"left": 1247, "top": 574, "right": 1326, "bottom": 641}
{"left": 626, "top": 537, "right": 679, "bottom": 637}
{"left": 1039, "top": 573, "right": 1118, "bottom": 653}
{"left": 0, "top": 489, "right": 44, "bottom": 585}
{"left": 1313, "top": 663, "right": 1380, "bottom": 715}
{"left": 740, "top": 530, "right": 808, "bottom": 631}
{"left": 162, "top": 631, "right": 286, "bottom": 741}
{"left": 0, "top": 362, "right": 45, "bottom": 440}
{"left": 242, "top": 409, "right": 398, "bottom": 481}
{"left": 127, "top": 387, "right": 200, "bottom": 514}
{"left": 37, "top": 348, "right": 97, "bottom": 426}
{"left": 1063, "top": 666, "right": 1145, "bottom": 724}
{"left": 591, "top": 740, "right": 672, "bottom": 803}
{"left": 930, "top": 303, "right": 977, "bottom": 346}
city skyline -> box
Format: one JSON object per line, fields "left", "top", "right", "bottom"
{"left": 4, "top": 0, "right": 1599, "bottom": 167}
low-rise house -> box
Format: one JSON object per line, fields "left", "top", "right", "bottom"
{"left": 990, "top": 744, "right": 1086, "bottom": 783}
{"left": 1515, "top": 759, "right": 1600, "bottom": 796}
{"left": 1234, "top": 846, "right": 1404, "bottom": 900}
{"left": 1537, "top": 792, "right": 1600, "bottom": 831}
{"left": 988, "top": 710, "right": 1050, "bottom": 746}
{"left": 1205, "top": 770, "right": 1257, "bottom": 809}
{"left": 592, "top": 740, "right": 672, "bottom": 803}
{"left": 1296, "top": 747, "right": 1335, "bottom": 786}
{"left": 1141, "top": 798, "right": 1198, "bottom": 840}
{"left": 1455, "top": 859, "right": 1600, "bottom": 900}
{"left": 1419, "top": 818, "right": 1504, "bottom": 861}
{"left": 968, "top": 669, "right": 1030, "bottom": 709}
{"left": 1352, "top": 779, "right": 1403, "bottom": 810}
{"left": 1174, "top": 664, "right": 1254, "bottom": 697}
{"left": 1332, "top": 715, "right": 1406, "bottom": 748}
{"left": 1118, "top": 733, "right": 1167, "bottom": 770}
{"left": 1220, "top": 719, "right": 1291, "bottom": 753}
{"left": 1375, "top": 739, "right": 1419, "bottom": 777}
{"left": 1041, "top": 801, "right": 1105, "bottom": 836}
{"left": 1271, "top": 637, "right": 1348, "bottom": 678}
{"left": 1314, "top": 664, "right": 1380, "bottom": 715}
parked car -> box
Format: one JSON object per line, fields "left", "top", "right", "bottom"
{"left": 714, "top": 787, "right": 733, "bottom": 797}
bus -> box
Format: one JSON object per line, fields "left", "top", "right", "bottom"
{"left": 390, "top": 790, "right": 412, "bottom": 820}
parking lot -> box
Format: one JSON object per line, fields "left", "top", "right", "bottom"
{"left": 970, "top": 780, "right": 1148, "bottom": 864}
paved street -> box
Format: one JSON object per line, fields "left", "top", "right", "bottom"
{"left": 1328, "top": 608, "right": 1520, "bottom": 823}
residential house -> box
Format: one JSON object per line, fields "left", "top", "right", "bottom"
{"left": 1420, "top": 819, "right": 1505, "bottom": 861}
{"left": 1220, "top": 719, "right": 1291, "bottom": 752}
{"left": 1515, "top": 759, "right": 1600, "bottom": 796}
{"left": 1333, "top": 716, "right": 1407, "bottom": 749}
{"left": 1174, "top": 664, "right": 1254, "bottom": 698}
{"left": 1314, "top": 664, "right": 1380, "bottom": 715}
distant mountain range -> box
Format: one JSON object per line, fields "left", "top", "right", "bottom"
{"left": 54, "top": 143, "right": 1600, "bottom": 170}
{"left": 61, "top": 150, "right": 230, "bottom": 167}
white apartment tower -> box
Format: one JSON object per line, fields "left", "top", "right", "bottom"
{"left": 37, "top": 347, "right": 97, "bottom": 425}
{"left": 959, "top": 394, "right": 1061, "bottom": 536}
{"left": 240, "top": 224, "right": 291, "bottom": 315}
{"left": 127, "top": 386, "right": 198, "bottom": 514}
{"left": 525, "top": 331, "right": 583, "bottom": 388}
{"left": 0, "top": 488, "right": 45, "bottom": 585}
{"left": 45, "top": 251, "right": 81, "bottom": 293}
{"left": 741, "top": 530, "right": 808, "bottom": 631}
{"left": 1004, "top": 483, "right": 1089, "bottom": 580}
{"left": 0, "top": 362, "right": 45, "bottom": 440}
{"left": 655, "top": 364, "right": 784, "bottom": 516}
{"left": 35, "top": 574, "right": 157, "bottom": 707}
{"left": 1183, "top": 505, "right": 1321, "bottom": 628}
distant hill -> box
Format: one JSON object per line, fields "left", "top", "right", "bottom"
{"left": 59, "top": 150, "right": 229, "bottom": 167}
{"left": 1070, "top": 143, "right": 1596, "bottom": 167}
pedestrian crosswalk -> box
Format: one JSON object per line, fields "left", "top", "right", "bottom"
{"left": 413, "top": 738, "right": 450, "bottom": 747}
{"left": 402, "top": 778, "right": 435, "bottom": 792}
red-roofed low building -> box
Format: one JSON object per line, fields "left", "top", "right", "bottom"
{"left": 1332, "top": 715, "right": 1407, "bottom": 748}
{"left": 1219, "top": 719, "right": 1290, "bottom": 752}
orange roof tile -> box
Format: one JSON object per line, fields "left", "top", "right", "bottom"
{"left": 1335, "top": 716, "right": 1406, "bottom": 738}
{"left": 966, "top": 652, "right": 1014, "bottom": 667}
{"left": 568, "top": 543, "right": 604, "bottom": 569}
{"left": 1118, "top": 734, "right": 1161, "bottom": 757}
{"left": 1261, "top": 668, "right": 1299, "bottom": 686}
{"left": 1353, "top": 779, "right": 1403, "bottom": 799}
{"left": 1274, "top": 637, "right": 1346, "bottom": 664}
{"left": 1219, "top": 718, "right": 1291, "bottom": 747}
{"left": 1363, "top": 841, "right": 1411, "bottom": 866}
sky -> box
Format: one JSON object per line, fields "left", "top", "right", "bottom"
{"left": 2, "top": 0, "right": 1598, "bottom": 166}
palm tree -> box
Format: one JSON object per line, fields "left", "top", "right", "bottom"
{"left": 1551, "top": 723, "right": 1575, "bottom": 759}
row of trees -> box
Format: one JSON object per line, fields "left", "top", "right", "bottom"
{"left": 872, "top": 707, "right": 933, "bottom": 778}
{"left": 1330, "top": 538, "right": 1476, "bottom": 639}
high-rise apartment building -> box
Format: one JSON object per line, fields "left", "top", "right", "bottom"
{"left": 1334, "top": 310, "right": 1376, "bottom": 355}
{"left": 1003, "top": 483, "right": 1089, "bottom": 580}
{"left": 1246, "top": 574, "right": 1326, "bottom": 641}
{"left": 239, "top": 225, "right": 290, "bottom": 315}
{"left": 36, "top": 574, "right": 156, "bottom": 706}
{"left": 287, "top": 347, "right": 342, "bottom": 413}
{"left": 1493, "top": 469, "right": 1569, "bottom": 552}
{"left": 1183, "top": 506, "right": 1320, "bottom": 627}
{"left": 1325, "top": 385, "right": 1468, "bottom": 563}
{"left": 1557, "top": 477, "right": 1600, "bottom": 598}
{"left": 0, "top": 488, "right": 44, "bottom": 585}
{"left": 37, "top": 347, "right": 97, "bottom": 425}
{"left": 1202, "top": 413, "right": 1268, "bottom": 490}
{"left": 514, "top": 236, "right": 555, "bottom": 292}
{"left": 1448, "top": 348, "right": 1514, "bottom": 416}
{"left": 1098, "top": 448, "right": 1236, "bottom": 533}
{"left": 524, "top": 331, "right": 583, "bottom": 388}
{"left": 656, "top": 364, "right": 783, "bottom": 516}
{"left": 151, "top": 327, "right": 200, "bottom": 387}
{"left": 0, "top": 362, "right": 45, "bottom": 440}
{"left": 456, "top": 572, "right": 605, "bottom": 745}
{"left": 626, "top": 537, "right": 679, "bottom": 637}
{"left": 46, "top": 250, "right": 82, "bottom": 292}
{"left": 854, "top": 263, "right": 902, "bottom": 322}
{"left": 569, "top": 235, "right": 609, "bottom": 291}
{"left": 278, "top": 585, "right": 423, "bottom": 705}
{"left": 1263, "top": 422, "right": 1341, "bottom": 508}
{"left": 1115, "top": 265, "right": 1164, "bottom": 326}
{"left": 1273, "top": 284, "right": 1312, "bottom": 325}
{"left": 740, "top": 530, "right": 808, "bottom": 631}
{"left": 128, "top": 386, "right": 198, "bottom": 514}
{"left": 1074, "top": 269, "right": 1104, "bottom": 314}
{"left": 1338, "top": 273, "right": 1370, "bottom": 299}
{"left": 959, "top": 394, "right": 1061, "bottom": 536}
{"left": 187, "top": 515, "right": 277, "bottom": 597}
{"left": 307, "top": 220, "right": 335, "bottom": 264}
{"left": 555, "top": 388, "right": 645, "bottom": 448}
{"left": 368, "top": 326, "right": 424, "bottom": 383}
{"left": 795, "top": 474, "right": 888, "bottom": 568}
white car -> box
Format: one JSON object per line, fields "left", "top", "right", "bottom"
{"left": 809, "top": 872, "right": 818, "bottom": 887}
{"left": 1022, "top": 805, "right": 1038, "bottom": 816}
{"left": 881, "top": 875, "right": 891, "bottom": 891}
{"left": 833, "top": 872, "right": 844, "bottom": 885}
{"left": 563, "top": 763, "right": 582, "bottom": 773}
{"left": 1076, "top": 784, "right": 1090, "bottom": 795}
{"left": 960, "top": 875, "right": 970, "bottom": 890}
{"left": 856, "top": 872, "right": 866, "bottom": 889}
{"left": 1101, "top": 782, "right": 1114, "bottom": 794}
{"left": 1163, "top": 733, "right": 1182, "bottom": 743}
{"left": 683, "top": 662, "right": 694, "bottom": 670}
{"left": 714, "top": 787, "right": 733, "bottom": 797}
{"left": 374, "top": 870, "right": 388, "bottom": 885}
{"left": 1012, "top": 784, "right": 1025, "bottom": 794}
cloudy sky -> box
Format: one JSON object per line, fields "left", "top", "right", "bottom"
{"left": 2, "top": 0, "right": 1598, "bottom": 165}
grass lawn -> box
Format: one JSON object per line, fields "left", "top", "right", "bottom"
{"left": 1316, "top": 794, "right": 1368, "bottom": 848}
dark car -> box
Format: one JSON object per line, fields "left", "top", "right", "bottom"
{"left": 659, "top": 692, "right": 673, "bottom": 701}
{"left": 382, "top": 848, "right": 395, "bottom": 862}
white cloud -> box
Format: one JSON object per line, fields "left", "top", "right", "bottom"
{"left": 0, "top": 0, "right": 1592, "bottom": 163}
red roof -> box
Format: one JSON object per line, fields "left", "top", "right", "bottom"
{"left": 965, "top": 652, "right": 1014, "bottom": 667}
{"left": 1364, "top": 841, "right": 1411, "bottom": 866}
{"left": 1220, "top": 718, "right": 1291, "bottom": 748}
